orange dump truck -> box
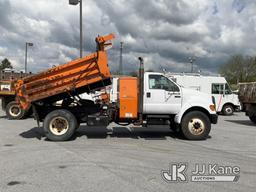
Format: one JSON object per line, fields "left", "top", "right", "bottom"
{"left": 16, "top": 33, "right": 217, "bottom": 141}
{"left": 1, "top": 80, "right": 30, "bottom": 119}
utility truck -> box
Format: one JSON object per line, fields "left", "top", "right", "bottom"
{"left": 15, "top": 34, "right": 218, "bottom": 141}
{"left": 167, "top": 73, "right": 241, "bottom": 115}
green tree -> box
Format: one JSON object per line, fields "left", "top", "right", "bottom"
{"left": 0, "top": 58, "right": 13, "bottom": 70}
{"left": 219, "top": 54, "right": 256, "bottom": 84}
{"left": 128, "top": 71, "right": 138, "bottom": 77}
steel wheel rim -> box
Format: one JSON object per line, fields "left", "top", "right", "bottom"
{"left": 188, "top": 118, "right": 205, "bottom": 135}
{"left": 225, "top": 107, "right": 232, "bottom": 114}
{"left": 49, "top": 117, "right": 69, "bottom": 136}
{"left": 9, "top": 105, "right": 21, "bottom": 117}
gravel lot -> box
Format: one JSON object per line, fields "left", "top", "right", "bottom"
{"left": 0, "top": 108, "right": 255, "bottom": 192}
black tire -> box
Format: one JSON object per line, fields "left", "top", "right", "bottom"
{"left": 181, "top": 111, "right": 211, "bottom": 140}
{"left": 222, "top": 104, "right": 234, "bottom": 116}
{"left": 5, "top": 101, "right": 26, "bottom": 120}
{"left": 249, "top": 115, "right": 256, "bottom": 124}
{"left": 43, "top": 109, "right": 77, "bottom": 141}
{"left": 76, "top": 122, "right": 81, "bottom": 129}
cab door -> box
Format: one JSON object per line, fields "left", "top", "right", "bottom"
{"left": 211, "top": 83, "right": 224, "bottom": 112}
{"left": 143, "top": 74, "right": 182, "bottom": 114}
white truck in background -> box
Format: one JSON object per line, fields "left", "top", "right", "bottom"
{"left": 167, "top": 73, "right": 241, "bottom": 115}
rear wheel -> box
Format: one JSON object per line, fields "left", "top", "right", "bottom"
{"left": 181, "top": 111, "right": 211, "bottom": 140}
{"left": 6, "top": 101, "right": 26, "bottom": 120}
{"left": 249, "top": 115, "right": 256, "bottom": 124}
{"left": 43, "top": 109, "right": 77, "bottom": 141}
{"left": 222, "top": 104, "right": 234, "bottom": 116}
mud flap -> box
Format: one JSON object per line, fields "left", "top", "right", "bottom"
{"left": 32, "top": 104, "right": 40, "bottom": 128}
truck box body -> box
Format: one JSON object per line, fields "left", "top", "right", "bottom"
{"left": 238, "top": 82, "right": 256, "bottom": 121}
{"left": 167, "top": 73, "right": 241, "bottom": 114}
{"left": 16, "top": 34, "right": 115, "bottom": 110}
{"left": 239, "top": 82, "right": 256, "bottom": 104}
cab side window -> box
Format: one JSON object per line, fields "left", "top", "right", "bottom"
{"left": 212, "top": 84, "right": 224, "bottom": 94}
{"left": 224, "top": 83, "right": 232, "bottom": 94}
{"left": 149, "top": 75, "right": 179, "bottom": 92}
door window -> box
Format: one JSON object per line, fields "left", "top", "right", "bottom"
{"left": 149, "top": 75, "right": 179, "bottom": 92}
{"left": 212, "top": 84, "right": 224, "bottom": 94}
{"left": 224, "top": 83, "right": 232, "bottom": 95}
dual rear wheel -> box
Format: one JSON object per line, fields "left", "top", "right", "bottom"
{"left": 43, "top": 109, "right": 78, "bottom": 141}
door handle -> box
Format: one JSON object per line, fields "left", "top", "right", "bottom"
{"left": 147, "top": 92, "right": 151, "bottom": 98}
{"left": 175, "top": 95, "right": 181, "bottom": 98}
{"left": 168, "top": 92, "right": 180, "bottom": 96}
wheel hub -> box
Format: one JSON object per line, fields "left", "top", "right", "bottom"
{"left": 9, "top": 105, "right": 21, "bottom": 117}
{"left": 49, "top": 117, "right": 69, "bottom": 136}
{"left": 226, "top": 108, "right": 232, "bottom": 113}
{"left": 188, "top": 118, "right": 205, "bottom": 135}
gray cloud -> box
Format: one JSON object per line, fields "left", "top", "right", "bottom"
{"left": 0, "top": 0, "right": 255, "bottom": 74}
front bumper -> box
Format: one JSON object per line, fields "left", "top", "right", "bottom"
{"left": 210, "top": 114, "right": 218, "bottom": 124}
{"left": 234, "top": 105, "right": 241, "bottom": 112}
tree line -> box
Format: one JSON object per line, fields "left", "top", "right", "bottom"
{"left": 0, "top": 58, "right": 13, "bottom": 70}
{"left": 219, "top": 54, "right": 256, "bottom": 85}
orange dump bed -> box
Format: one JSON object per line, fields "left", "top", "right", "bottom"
{"left": 16, "top": 34, "right": 115, "bottom": 110}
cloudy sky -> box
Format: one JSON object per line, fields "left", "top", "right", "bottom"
{"left": 0, "top": 0, "right": 255, "bottom": 74}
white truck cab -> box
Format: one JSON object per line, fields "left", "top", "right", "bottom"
{"left": 112, "top": 72, "right": 218, "bottom": 140}
{"left": 167, "top": 73, "right": 241, "bottom": 115}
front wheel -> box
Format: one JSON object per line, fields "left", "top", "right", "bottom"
{"left": 43, "top": 109, "right": 77, "bottom": 141}
{"left": 222, "top": 104, "right": 234, "bottom": 116}
{"left": 181, "top": 111, "right": 211, "bottom": 140}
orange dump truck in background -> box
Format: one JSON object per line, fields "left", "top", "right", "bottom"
{"left": 1, "top": 79, "right": 31, "bottom": 119}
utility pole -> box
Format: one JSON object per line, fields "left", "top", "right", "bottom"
{"left": 79, "top": 0, "right": 83, "bottom": 58}
{"left": 119, "top": 42, "right": 123, "bottom": 75}
{"left": 69, "top": 0, "right": 83, "bottom": 58}
{"left": 25, "top": 42, "right": 33, "bottom": 73}
{"left": 188, "top": 56, "right": 196, "bottom": 73}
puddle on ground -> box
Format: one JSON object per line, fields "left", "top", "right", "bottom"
{"left": 7, "top": 181, "right": 26, "bottom": 186}
{"left": 58, "top": 165, "right": 67, "bottom": 169}
{"left": 4, "top": 144, "right": 13, "bottom": 147}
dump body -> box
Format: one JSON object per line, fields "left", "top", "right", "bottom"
{"left": 16, "top": 34, "right": 115, "bottom": 110}
{"left": 239, "top": 82, "right": 256, "bottom": 104}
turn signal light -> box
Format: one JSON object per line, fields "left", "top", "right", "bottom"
{"left": 209, "top": 104, "right": 216, "bottom": 111}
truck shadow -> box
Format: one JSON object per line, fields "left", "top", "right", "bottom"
{"left": 19, "top": 125, "right": 185, "bottom": 141}
{"left": 74, "top": 125, "right": 183, "bottom": 140}
{"left": 19, "top": 127, "right": 44, "bottom": 140}
{"left": 225, "top": 120, "right": 255, "bottom": 126}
